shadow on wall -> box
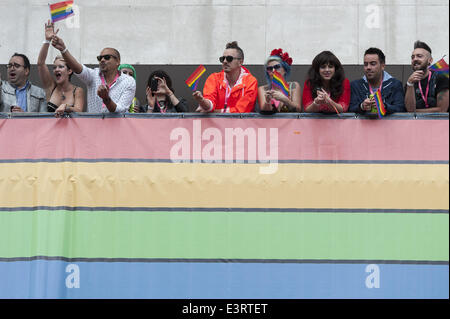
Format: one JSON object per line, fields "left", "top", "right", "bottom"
{"left": 1, "top": 64, "right": 410, "bottom": 112}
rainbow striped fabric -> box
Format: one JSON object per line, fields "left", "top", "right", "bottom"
{"left": 185, "top": 65, "right": 206, "bottom": 91}
{"left": 271, "top": 71, "right": 289, "bottom": 96}
{"left": 429, "top": 58, "right": 449, "bottom": 78}
{"left": 49, "top": 1, "right": 74, "bottom": 23}
{"left": 0, "top": 115, "right": 448, "bottom": 298}
{"left": 373, "top": 90, "right": 386, "bottom": 118}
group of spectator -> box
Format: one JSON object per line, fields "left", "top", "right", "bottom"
{"left": 1, "top": 21, "right": 448, "bottom": 115}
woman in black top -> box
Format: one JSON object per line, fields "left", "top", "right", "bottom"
{"left": 37, "top": 20, "right": 85, "bottom": 116}
{"left": 143, "top": 70, "right": 188, "bottom": 113}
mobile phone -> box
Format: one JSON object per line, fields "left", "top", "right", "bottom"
{"left": 150, "top": 78, "right": 158, "bottom": 95}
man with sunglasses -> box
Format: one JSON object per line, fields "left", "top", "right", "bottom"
{"left": 1, "top": 53, "right": 46, "bottom": 113}
{"left": 193, "top": 41, "right": 257, "bottom": 113}
{"left": 50, "top": 35, "right": 135, "bottom": 113}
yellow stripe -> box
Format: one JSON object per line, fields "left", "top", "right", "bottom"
{"left": 0, "top": 162, "right": 447, "bottom": 209}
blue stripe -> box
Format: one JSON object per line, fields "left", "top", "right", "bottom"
{"left": 1, "top": 261, "right": 447, "bottom": 299}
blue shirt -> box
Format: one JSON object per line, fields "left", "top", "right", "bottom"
{"left": 15, "top": 81, "right": 30, "bottom": 111}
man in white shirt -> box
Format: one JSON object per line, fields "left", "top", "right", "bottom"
{"left": 51, "top": 35, "right": 135, "bottom": 113}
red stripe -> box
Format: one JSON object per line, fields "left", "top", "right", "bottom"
{"left": 0, "top": 118, "right": 447, "bottom": 161}
{"left": 185, "top": 66, "right": 206, "bottom": 85}
{"left": 49, "top": 0, "right": 73, "bottom": 11}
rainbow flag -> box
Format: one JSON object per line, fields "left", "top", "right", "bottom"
{"left": 49, "top": 1, "right": 74, "bottom": 23}
{"left": 272, "top": 71, "right": 289, "bottom": 97}
{"left": 185, "top": 65, "right": 206, "bottom": 91}
{"left": 372, "top": 90, "right": 386, "bottom": 118}
{"left": 429, "top": 58, "right": 449, "bottom": 78}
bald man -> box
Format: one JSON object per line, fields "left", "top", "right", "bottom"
{"left": 51, "top": 35, "right": 135, "bottom": 113}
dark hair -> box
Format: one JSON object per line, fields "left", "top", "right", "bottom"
{"left": 12, "top": 53, "right": 30, "bottom": 70}
{"left": 414, "top": 40, "right": 432, "bottom": 54}
{"left": 226, "top": 41, "right": 244, "bottom": 60}
{"left": 364, "top": 47, "right": 385, "bottom": 64}
{"left": 306, "top": 51, "right": 345, "bottom": 100}
{"left": 147, "top": 70, "right": 175, "bottom": 94}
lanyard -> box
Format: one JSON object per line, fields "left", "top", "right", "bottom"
{"left": 418, "top": 72, "right": 432, "bottom": 108}
{"left": 222, "top": 82, "right": 232, "bottom": 113}
{"left": 156, "top": 99, "right": 167, "bottom": 113}
{"left": 100, "top": 72, "right": 120, "bottom": 108}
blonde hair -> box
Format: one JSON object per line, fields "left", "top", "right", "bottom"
{"left": 53, "top": 56, "right": 73, "bottom": 79}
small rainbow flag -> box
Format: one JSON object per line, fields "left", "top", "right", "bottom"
{"left": 185, "top": 65, "right": 206, "bottom": 91}
{"left": 372, "top": 90, "right": 386, "bottom": 118}
{"left": 429, "top": 58, "right": 449, "bottom": 78}
{"left": 49, "top": 1, "right": 74, "bottom": 23}
{"left": 272, "top": 71, "right": 289, "bottom": 97}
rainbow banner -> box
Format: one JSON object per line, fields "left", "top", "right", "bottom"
{"left": 373, "top": 90, "right": 387, "bottom": 118}
{"left": 272, "top": 71, "right": 289, "bottom": 96}
{"left": 429, "top": 58, "right": 449, "bottom": 78}
{"left": 185, "top": 65, "right": 206, "bottom": 91}
{"left": 0, "top": 115, "right": 448, "bottom": 298}
{"left": 49, "top": 0, "right": 74, "bottom": 23}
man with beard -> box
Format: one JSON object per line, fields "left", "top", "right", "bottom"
{"left": 349, "top": 47, "right": 405, "bottom": 115}
{"left": 404, "top": 41, "right": 449, "bottom": 112}
{"left": 50, "top": 35, "right": 135, "bottom": 113}
{"left": 193, "top": 41, "right": 257, "bottom": 113}
{"left": 0, "top": 53, "right": 46, "bottom": 113}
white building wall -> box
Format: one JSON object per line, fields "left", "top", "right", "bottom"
{"left": 0, "top": 0, "right": 448, "bottom": 65}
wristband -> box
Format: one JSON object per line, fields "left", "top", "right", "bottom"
{"left": 43, "top": 40, "right": 50, "bottom": 44}
{"left": 406, "top": 81, "right": 414, "bottom": 87}
{"left": 60, "top": 48, "right": 68, "bottom": 54}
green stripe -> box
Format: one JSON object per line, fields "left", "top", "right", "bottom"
{"left": 1, "top": 210, "right": 448, "bottom": 261}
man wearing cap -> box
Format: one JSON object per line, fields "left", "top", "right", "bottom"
{"left": 404, "top": 40, "right": 449, "bottom": 112}
{"left": 50, "top": 34, "right": 135, "bottom": 113}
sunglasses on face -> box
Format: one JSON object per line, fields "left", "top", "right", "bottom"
{"left": 96, "top": 55, "right": 117, "bottom": 62}
{"left": 219, "top": 56, "right": 241, "bottom": 63}
{"left": 266, "top": 64, "right": 282, "bottom": 72}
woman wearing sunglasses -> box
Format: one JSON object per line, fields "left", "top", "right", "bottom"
{"left": 258, "top": 48, "right": 301, "bottom": 113}
{"left": 37, "top": 20, "right": 84, "bottom": 116}
{"left": 302, "top": 51, "right": 350, "bottom": 114}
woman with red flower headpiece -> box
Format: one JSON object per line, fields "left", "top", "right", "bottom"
{"left": 302, "top": 51, "right": 350, "bottom": 114}
{"left": 258, "top": 48, "right": 301, "bottom": 113}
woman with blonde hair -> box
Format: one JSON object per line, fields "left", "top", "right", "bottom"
{"left": 37, "top": 20, "right": 84, "bottom": 116}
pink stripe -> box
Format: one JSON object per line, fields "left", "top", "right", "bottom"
{"left": 0, "top": 118, "right": 448, "bottom": 161}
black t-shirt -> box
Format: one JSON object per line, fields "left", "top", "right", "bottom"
{"left": 408, "top": 72, "right": 449, "bottom": 109}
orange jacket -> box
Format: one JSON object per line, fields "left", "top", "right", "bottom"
{"left": 203, "top": 67, "right": 258, "bottom": 113}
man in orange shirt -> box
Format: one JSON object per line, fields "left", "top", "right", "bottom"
{"left": 193, "top": 41, "right": 258, "bottom": 113}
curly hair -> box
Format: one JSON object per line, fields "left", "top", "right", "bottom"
{"left": 147, "top": 70, "right": 175, "bottom": 94}
{"left": 306, "top": 51, "right": 345, "bottom": 100}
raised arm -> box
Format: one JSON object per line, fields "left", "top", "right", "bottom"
{"left": 51, "top": 34, "right": 83, "bottom": 74}
{"left": 37, "top": 21, "right": 58, "bottom": 90}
